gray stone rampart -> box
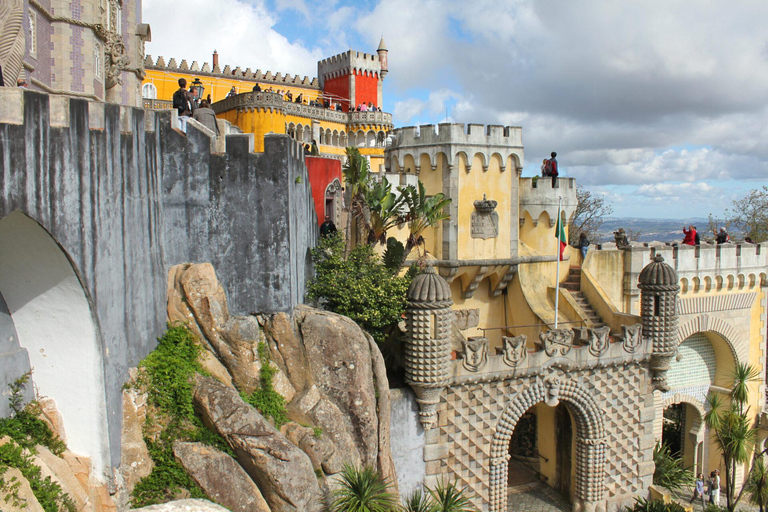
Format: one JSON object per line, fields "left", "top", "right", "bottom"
{"left": 0, "top": 88, "right": 318, "bottom": 475}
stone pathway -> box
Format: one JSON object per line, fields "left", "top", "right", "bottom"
{"left": 671, "top": 487, "right": 761, "bottom": 512}
{"left": 507, "top": 484, "right": 570, "bottom": 512}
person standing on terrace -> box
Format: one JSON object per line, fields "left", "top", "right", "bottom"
{"left": 548, "top": 151, "right": 559, "bottom": 187}
{"left": 682, "top": 225, "right": 697, "bottom": 246}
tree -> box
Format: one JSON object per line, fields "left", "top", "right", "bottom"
{"left": 342, "top": 147, "right": 372, "bottom": 251}
{"left": 307, "top": 232, "right": 412, "bottom": 344}
{"left": 704, "top": 363, "right": 761, "bottom": 511}
{"left": 746, "top": 456, "right": 768, "bottom": 512}
{"left": 720, "top": 186, "right": 768, "bottom": 242}
{"left": 398, "top": 181, "right": 451, "bottom": 264}
{"left": 569, "top": 186, "right": 613, "bottom": 245}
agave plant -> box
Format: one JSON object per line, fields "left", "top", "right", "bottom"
{"left": 400, "top": 488, "right": 439, "bottom": 512}
{"left": 746, "top": 456, "right": 768, "bottom": 512}
{"left": 331, "top": 463, "right": 398, "bottom": 512}
{"left": 652, "top": 442, "right": 694, "bottom": 491}
{"left": 427, "top": 480, "right": 476, "bottom": 512}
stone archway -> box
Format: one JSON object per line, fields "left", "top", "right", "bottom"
{"left": 675, "top": 314, "right": 744, "bottom": 364}
{"left": 661, "top": 394, "right": 706, "bottom": 476}
{"left": 0, "top": 211, "right": 109, "bottom": 478}
{"left": 490, "top": 376, "right": 607, "bottom": 512}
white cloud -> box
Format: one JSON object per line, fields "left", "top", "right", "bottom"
{"left": 636, "top": 182, "right": 716, "bottom": 198}
{"left": 143, "top": 0, "right": 323, "bottom": 77}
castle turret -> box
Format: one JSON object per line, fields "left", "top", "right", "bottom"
{"left": 638, "top": 254, "right": 679, "bottom": 391}
{"left": 377, "top": 37, "right": 388, "bottom": 80}
{"left": 405, "top": 267, "right": 453, "bottom": 430}
{"left": 318, "top": 46, "right": 386, "bottom": 111}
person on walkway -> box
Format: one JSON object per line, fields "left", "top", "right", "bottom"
{"left": 708, "top": 470, "right": 720, "bottom": 506}
{"left": 172, "top": 78, "right": 193, "bottom": 132}
{"left": 320, "top": 215, "right": 337, "bottom": 237}
{"left": 541, "top": 158, "right": 549, "bottom": 177}
{"left": 549, "top": 151, "right": 558, "bottom": 187}
{"left": 578, "top": 233, "right": 590, "bottom": 260}
{"left": 691, "top": 473, "right": 705, "bottom": 507}
{"left": 226, "top": 86, "right": 237, "bottom": 98}
{"left": 252, "top": 83, "right": 261, "bottom": 92}
{"left": 682, "top": 225, "right": 697, "bottom": 246}
{"left": 693, "top": 226, "right": 701, "bottom": 245}
{"left": 192, "top": 100, "right": 220, "bottom": 135}
{"left": 715, "top": 227, "right": 729, "bottom": 244}
{"left": 311, "top": 139, "right": 319, "bottom": 155}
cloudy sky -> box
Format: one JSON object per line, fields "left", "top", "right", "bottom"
{"left": 143, "top": 0, "right": 768, "bottom": 219}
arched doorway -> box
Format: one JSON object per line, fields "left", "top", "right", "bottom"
{"left": 506, "top": 403, "right": 574, "bottom": 502}
{"left": 661, "top": 400, "right": 705, "bottom": 476}
{"left": 490, "top": 376, "right": 607, "bottom": 512}
{"left": 0, "top": 211, "right": 109, "bottom": 478}
{"left": 324, "top": 179, "right": 343, "bottom": 224}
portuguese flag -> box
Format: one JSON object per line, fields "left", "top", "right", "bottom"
{"left": 555, "top": 215, "right": 567, "bottom": 261}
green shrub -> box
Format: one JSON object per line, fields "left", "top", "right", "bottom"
{"left": 625, "top": 497, "right": 686, "bottom": 512}
{"left": 131, "top": 325, "right": 230, "bottom": 508}
{"left": 331, "top": 463, "right": 397, "bottom": 512}
{"left": 241, "top": 341, "right": 288, "bottom": 428}
{"left": 308, "top": 232, "right": 412, "bottom": 345}
{"left": 0, "top": 373, "right": 66, "bottom": 455}
{"left": 653, "top": 443, "right": 694, "bottom": 491}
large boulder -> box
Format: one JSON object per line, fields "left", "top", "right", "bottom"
{"left": 173, "top": 441, "right": 270, "bottom": 512}
{"left": 130, "top": 499, "right": 230, "bottom": 511}
{"left": 166, "top": 263, "right": 397, "bottom": 497}
{"left": 2, "top": 467, "right": 44, "bottom": 512}
{"left": 263, "top": 306, "right": 397, "bottom": 488}
{"left": 193, "top": 374, "right": 322, "bottom": 512}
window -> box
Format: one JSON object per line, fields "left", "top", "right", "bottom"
{"left": 28, "top": 11, "right": 36, "bottom": 57}
{"left": 94, "top": 44, "right": 102, "bottom": 80}
{"left": 115, "top": 5, "right": 121, "bottom": 32}
{"left": 142, "top": 83, "right": 157, "bottom": 99}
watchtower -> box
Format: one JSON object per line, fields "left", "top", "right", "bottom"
{"left": 317, "top": 38, "right": 388, "bottom": 111}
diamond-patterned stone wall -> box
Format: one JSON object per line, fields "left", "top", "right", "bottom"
{"left": 427, "top": 362, "right": 654, "bottom": 511}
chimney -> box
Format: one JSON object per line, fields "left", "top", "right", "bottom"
{"left": 212, "top": 50, "right": 220, "bottom": 73}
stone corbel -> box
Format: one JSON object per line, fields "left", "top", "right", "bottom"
{"left": 490, "top": 266, "right": 517, "bottom": 297}
{"left": 516, "top": 166, "right": 523, "bottom": 176}
{"left": 463, "top": 265, "right": 489, "bottom": 299}
{"left": 437, "top": 265, "right": 459, "bottom": 285}
{"left": 482, "top": 165, "right": 489, "bottom": 173}
{"left": 549, "top": 216, "right": 557, "bottom": 228}
{"left": 410, "top": 386, "right": 444, "bottom": 430}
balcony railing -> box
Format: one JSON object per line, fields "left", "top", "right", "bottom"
{"left": 143, "top": 98, "right": 173, "bottom": 110}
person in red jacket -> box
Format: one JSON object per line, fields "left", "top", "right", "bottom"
{"left": 682, "top": 225, "right": 697, "bottom": 246}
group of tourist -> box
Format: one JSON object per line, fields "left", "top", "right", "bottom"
{"left": 173, "top": 78, "right": 220, "bottom": 135}
{"left": 690, "top": 470, "right": 720, "bottom": 507}
{"left": 355, "top": 102, "right": 381, "bottom": 112}
{"left": 540, "top": 151, "right": 559, "bottom": 187}
{"left": 681, "top": 225, "right": 731, "bottom": 246}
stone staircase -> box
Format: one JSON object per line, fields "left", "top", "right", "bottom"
{"left": 562, "top": 267, "right": 606, "bottom": 329}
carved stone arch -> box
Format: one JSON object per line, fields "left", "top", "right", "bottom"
{"left": 748, "top": 273, "right": 757, "bottom": 288}
{"left": 761, "top": 272, "right": 767, "bottom": 286}
{"left": 418, "top": 152, "right": 433, "bottom": 173}
{"left": 473, "top": 152, "right": 488, "bottom": 172}
{"left": 489, "top": 378, "right": 607, "bottom": 512}
{"left": 454, "top": 151, "right": 470, "bottom": 173}
{"left": 507, "top": 152, "right": 522, "bottom": 176}
{"left": 490, "top": 152, "right": 504, "bottom": 172}
{"left": 675, "top": 314, "right": 744, "bottom": 365}
{"left": 435, "top": 151, "right": 450, "bottom": 171}
{"left": 403, "top": 153, "right": 417, "bottom": 173}
{"left": 661, "top": 393, "right": 706, "bottom": 440}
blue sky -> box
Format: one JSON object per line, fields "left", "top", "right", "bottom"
{"left": 143, "top": 0, "right": 768, "bottom": 219}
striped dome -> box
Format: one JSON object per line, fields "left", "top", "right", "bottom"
{"left": 639, "top": 254, "right": 679, "bottom": 287}
{"left": 407, "top": 267, "right": 452, "bottom": 306}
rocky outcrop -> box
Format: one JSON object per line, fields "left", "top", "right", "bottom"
{"left": 173, "top": 442, "right": 270, "bottom": 512}
{"left": 2, "top": 466, "right": 44, "bottom": 512}
{"left": 131, "top": 499, "right": 231, "bottom": 511}
{"left": 166, "top": 263, "right": 396, "bottom": 488}
{"left": 193, "top": 374, "right": 322, "bottom": 512}
{"left": 117, "top": 377, "right": 154, "bottom": 510}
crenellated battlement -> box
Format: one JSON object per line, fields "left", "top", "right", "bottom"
{"left": 390, "top": 123, "right": 523, "bottom": 149}
{"left": 145, "top": 55, "right": 320, "bottom": 89}
{"left": 317, "top": 50, "right": 383, "bottom": 86}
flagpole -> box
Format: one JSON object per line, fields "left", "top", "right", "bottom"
{"left": 554, "top": 196, "right": 562, "bottom": 329}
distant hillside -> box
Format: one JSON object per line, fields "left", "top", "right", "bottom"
{"left": 595, "top": 217, "right": 711, "bottom": 243}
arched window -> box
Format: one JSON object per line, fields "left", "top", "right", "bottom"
{"left": 142, "top": 83, "right": 157, "bottom": 99}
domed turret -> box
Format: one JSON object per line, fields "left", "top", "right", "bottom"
{"left": 404, "top": 267, "right": 453, "bottom": 429}
{"left": 638, "top": 254, "right": 679, "bottom": 391}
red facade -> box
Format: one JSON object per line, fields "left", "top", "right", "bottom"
{"left": 354, "top": 71, "right": 378, "bottom": 109}
{"left": 305, "top": 156, "right": 343, "bottom": 225}
{"left": 323, "top": 75, "right": 351, "bottom": 111}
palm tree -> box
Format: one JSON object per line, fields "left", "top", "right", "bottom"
{"left": 746, "top": 456, "right": 768, "bottom": 512}
{"left": 342, "top": 147, "right": 371, "bottom": 252}
{"left": 398, "top": 182, "right": 451, "bottom": 265}
{"left": 331, "top": 463, "right": 398, "bottom": 512}
{"left": 704, "top": 363, "right": 760, "bottom": 511}
{"left": 364, "top": 177, "right": 404, "bottom": 245}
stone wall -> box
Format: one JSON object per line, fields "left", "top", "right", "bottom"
{"left": 0, "top": 87, "right": 318, "bottom": 479}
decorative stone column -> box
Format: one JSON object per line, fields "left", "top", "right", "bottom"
{"left": 638, "top": 254, "right": 680, "bottom": 391}
{"left": 404, "top": 267, "right": 453, "bottom": 430}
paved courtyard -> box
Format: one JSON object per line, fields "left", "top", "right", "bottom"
{"left": 507, "top": 483, "right": 570, "bottom": 512}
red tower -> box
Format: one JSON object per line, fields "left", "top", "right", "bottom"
{"left": 317, "top": 38, "right": 388, "bottom": 112}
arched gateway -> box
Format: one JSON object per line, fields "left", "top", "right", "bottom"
{"left": 489, "top": 376, "right": 607, "bottom": 512}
